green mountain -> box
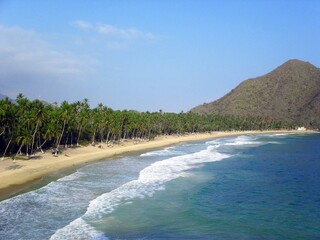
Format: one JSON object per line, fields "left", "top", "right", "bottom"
{"left": 190, "top": 59, "right": 320, "bottom": 128}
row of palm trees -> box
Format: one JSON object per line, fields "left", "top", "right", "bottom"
{"left": 0, "top": 94, "right": 296, "bottom": 159}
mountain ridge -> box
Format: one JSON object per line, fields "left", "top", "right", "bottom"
{"left": 190, "top": 59, "right": 320, "bottom": 128}
{"left": 0, "top": 93, "right": 15, "bottom": 102}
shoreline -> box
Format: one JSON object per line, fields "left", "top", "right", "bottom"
{"left": 0, "top": 130, "right": 314, "bottom": 200}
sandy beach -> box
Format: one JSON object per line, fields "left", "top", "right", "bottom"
{"left": 0, "top": 130, "right": 311, "bottom": 200}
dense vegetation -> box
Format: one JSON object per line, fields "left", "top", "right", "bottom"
{"left": 191, "top": 60, "right": 320, "bottom": 129}
{"left": 1, "top": 94, "right": 296, "bottom": 159}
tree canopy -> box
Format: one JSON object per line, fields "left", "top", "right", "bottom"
{"left": 0, "top": 94, "right": 297, "bottom": 159}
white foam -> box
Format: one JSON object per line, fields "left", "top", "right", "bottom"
{"left": 268, "top": 141, "right": 282, "bottom": 144}
{"left": 225, "top": 140, "right": 261, "bottom": 146}
{"left": 57, "top": 171, "right": 86, "bottom": 182}
{"left": 205, "top": 139, "right": 221, "bottom": 145}
{"left": 257, "top": 133, "right": 293, "bottom": 138}
{"left": 179, "top": 172, "right": 195, "bottom": 178}
{"left": 85, "top": 147, "right": 229, "bottom": 220}
{"left": 50, "top": 218, "right": 108, "bottom": 240}
{"left": 50, "top": 145, "right": 230, "bottom": 239}
{"left": 218, "top": 135, "right": 261, "bottom": 146}
{"left": 50, "top": 133, "right": 290, "bottom": 239}
{"left": 140, "top": 147, "right": 183, "bottom": 157}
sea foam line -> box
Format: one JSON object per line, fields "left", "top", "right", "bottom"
{"left": 140, "top": 146, "right": 184, "bottom": 157}
{"left": 50, "top": 145, "right": 230, "bottom": 239}
{"left": 49, "top": 218, "right": 108, "bottom": 240}
{"left": 50, "top": 133, "right": 289, "bottom": 239}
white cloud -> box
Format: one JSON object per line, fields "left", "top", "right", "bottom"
{"left": 0, "top": 25, "right": 95, "bottom": 100}
{"left": 72, "top": 20, "right": 93, "bottom": 31}
{"left": 97, "top": 24, "right": 155, "bottom": 40}
{"left": 0, "top": 25, "right": 93, "bottom": 77}
{"left": 73, "top": 20, "right": 156, "bottom": 40}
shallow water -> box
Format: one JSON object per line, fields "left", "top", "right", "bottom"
{"left": 1, "top": 133, "right": 319, "bottom": 239}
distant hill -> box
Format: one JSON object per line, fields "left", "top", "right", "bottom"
{"left": 0, "top": 93, "right": 51, "bottom": 105}
{"left": 190, "top": 59, "right": 320, "bottom": 128}
{"left": 0, "top": 93, "right": 8, "bottom": 100}
{"left": 0, "top": 93, "right": 15, "bottom": 102}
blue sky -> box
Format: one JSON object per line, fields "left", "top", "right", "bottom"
{"left": 0, "top": 0, "right": 319, "bottom": 112}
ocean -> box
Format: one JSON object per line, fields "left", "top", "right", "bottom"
{"left": 0, "top": 133, "right": 319, "bottom": 240}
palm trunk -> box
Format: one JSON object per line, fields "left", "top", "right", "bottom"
{"left": 122, "top": 131, "right": 127, "bottom": 142}
{"left": 131, "top": 128, "right": 136, "bottom": 139}
{"left": 39, "top": 139, "right": 46, "bottom": 153}
{"left": 64, "top": 133, "right": 68, "bottom": 148}
{"left": 57, "top": 118, "right": 66, "bottom": 148}
{"left": 15, "top": 143, "right": 24, "bottom": 160}
{"left": 105, "top": 130, "right": 111, "bottom": 143}
{"left": 31, "top": 119, "right": 40, "bottom": 155}
{"left": 77, "top": 125, "right": 82, "bottom": 147}
{"left": 70, "top": 132, "right": 74, "bottom": 147}
{"left": 148, "top": 128, "right": 152, "bottom": 139}
{"left": 2, "top": 133, "right": 13, "bottom": 160}
{"left": 26, "top": 144, "right": 29, "bottom": 157}
{"left": 100, "top": 130, "right": 104, "bottom": 143}
{"left": 92, "top": 127, "right": 96, "bottom": 145}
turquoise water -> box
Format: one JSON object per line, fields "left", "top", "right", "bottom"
{"left": 0, "top": 133, "right": 319, "bottom": 239}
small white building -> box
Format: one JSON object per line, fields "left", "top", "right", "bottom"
{"left": 296, "top": 127, "right": 306, "bottom": 131}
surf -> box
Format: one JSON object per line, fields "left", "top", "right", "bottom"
{"left": 50, "top": 143, "right": 230, "bottom": 239}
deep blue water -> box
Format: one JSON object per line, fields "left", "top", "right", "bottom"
{"left": 0, "top": 133, "right": 319, "bottom": 239}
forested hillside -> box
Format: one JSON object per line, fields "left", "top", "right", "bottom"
{"left": 191, "top": 60, "right": 320, "bottom": 128}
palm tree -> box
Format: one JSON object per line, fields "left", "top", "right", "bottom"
{"left": 16, "top": 130, "right": 32, "bottom": 158}
{"left": 56, "top": 101, "right": 70, "bottom": 149}
{"left": 14, "top": 94, "right": 33, "bottom": 157}
{"left": 63, "top": 102, "right": 77, "bottom": 148}
{"left": 1, "top": 98, "right": 16, "bottom": 160}
{"left": 30, "top": 99, "right": 45, "bottom": 155}
{"left": 76, "top": 99, "right": 90, "bottom": 147}
{"left": 90, "top": 103, "right": 110, "bottom": 145}
{"left": 103, "top": 107, "right": 114, "bottom": 143}
{"left": 0, "top": 100, "right": 6, "bottom": 136}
